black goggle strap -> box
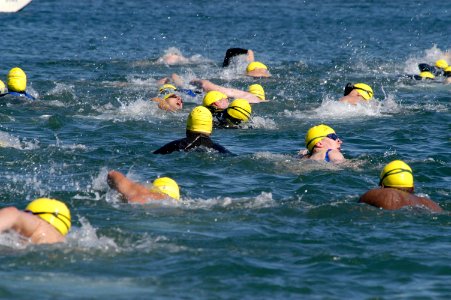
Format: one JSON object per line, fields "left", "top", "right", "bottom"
{"left": 378, "top": 168, "right": 413, "bottom": 186}
{"left": 25, "top": 211, "right": 71, "bottom": 230}
{"left": 343, "top": 83, "right": 354, "bottom": 96}
{"left": 228, "top": 106, "right": 251, "bottom": 120}
{"left": 305, "top": 135, "right": 327, "bottom": 151}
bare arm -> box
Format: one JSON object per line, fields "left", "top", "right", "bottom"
{"left": 247, "top": 49, "right": 255, "bottom": 62}
{"left": 107, "top": 170, "right": 166, "bottom": 204}
{"left": 359, "top": 188, "right": 442, "bottom": 212}
{"left": 190, "top": 79, "right": 263, "bottom": 103}
{"left": 0, "top": 207, "right": 40, "bottom": 237}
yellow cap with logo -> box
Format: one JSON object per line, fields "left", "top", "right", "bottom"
{"left": 152, "top": 177, "right": 180, "bottom": 200}
{"left": 379, "top": 160, "right": 414, "bottom": 188}
{"left": 419, "top": 71, "right": 435, "bottom": 79}
{"left": 25, "top": 198, "right": 71, "bottom": 236}
{"left": 7, "top": 67, "right": 27, "bottom": 92}
{"left": 305, "top": 124, "right": 336, "bottom": 152}
{"left": 203, "top": 91, "right": 227, "bottom": 107}
{"left": 186, "top": 106, "right": 213, "bottom": 134}
{"left": 353, "top": 83, "right": 374, "bottom": 100}
{"left": 248, "top": 84, "right": 265, "bottom": 100}
{"left": 159, "top": 84, "right": 177, "bottom": 94}
{"left": 227, "top": 99, "right": 252, "bottom": 122}
{"left": 435, "top": 59, "right": 448, "bottom": 69}
{"left": 246, "top": 61, "right": 268, "bottom": 73}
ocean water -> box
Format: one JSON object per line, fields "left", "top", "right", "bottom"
{"left": 0, "top": 0, "right": 450, "bottom": 299}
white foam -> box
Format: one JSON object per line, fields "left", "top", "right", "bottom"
{"left": 66, "top": 217, "right": 119, "bottom": 252}
{"left": 403, "top": 45, "right": 451, "bottom": 74}
{"left": 46, "top": 82, "right": 76, "bottom": 98}
{"left": 247, "top": 116, "right": 278, "bottom": 129}
{"left": 182, "top": 191, "right": 276, "bottom": 209}
{"left": 0, "top": 131, "right": 38, "bottom": 150}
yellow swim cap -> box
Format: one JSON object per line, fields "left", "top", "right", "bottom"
{"left": 435, "top": 59, "right": 448, "bottom": 69}
{"left": 419, "top": 71, "right": 435, "bottom": 79}
{"left": 246, "top": 61, "right": 268, "bottom": 73}
{"left": 353, "top": 83, "right": 373, "bottom": 100}
{"left": 152, "top": 177, "right": 180, "bottom": 200}
{"left": 7, "top": 67, "right": 27, "bottom": 92}
{"left": 305, "top": 124, "right": 336, "bottom": 152}
{"left": 203, "top": 91, "right": 227, "bottom": 107}
{"left": 25, "top": 198, "right": 71, "bottom": 236}
{"left": 186, "top": 106, "right": 213, "bottom": 134}
{"left": 379, "top": 160, "right": 414, "bottom": 188}
{"left": 227, "top": 99, "right": 252, "bottom": 122}
{"left": 159, "top": 84, "right": 177, "bottom": 94}
{"left": 248, "top": 84, "right": 265, "bottom": 100}
{"left": 0, "top": 80, "right": 6, "bottom": 94}
{"left": 444, "top": 66, "right": 451, "bottom": 77}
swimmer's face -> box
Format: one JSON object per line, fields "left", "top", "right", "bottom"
{"left": 323, "top": 133, "right": 342, "bottom": 150}
{"left": 246, "top": 68, "right": 271, "bottom": 78}
{"left": 212, "top": 98, "right": 229, "bottom": 110}
{"left": 165, "top": 94, "right": 183, "bottom": 111}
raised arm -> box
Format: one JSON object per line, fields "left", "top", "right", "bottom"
{"left": 107, "top": 170, "right": 166, "bottom": 203}
{"left": 191, "top": 79, "right": 263, "bottom": 103}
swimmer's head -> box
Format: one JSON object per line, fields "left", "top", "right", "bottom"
{"left": 159, "top": 84, "right": 177, "bottom": 95}
{"left": 305, "top": 124, "right": 336, "bottom": 152}
{"left": 203, "top": 91, "right": 228, "bottom": 110}
{"left": 0, "top": 80, "right": 7, "bottom": 95}
{"left": 246, "top": 62, "right": 271, "bottom": 77}
{"left": 444, "top": 66, "right": 451, "bottom": 77}
{"left": 226, "top": 99, "right": 252, "bottom": 122}
{"left": 25, "top": 198, "right": 71, "bottom": 236}
{"left": 186, "top": 106, "right": 213, "bottom": 135}
{"left": 379, "top": 160, "right": 414, "bottom": 190}
{"left": 344, "top": 83, "right": 373, "bottom": 100}
{"left": 7, "top": 67, "right": 27, "bottom": 92}
{"left": 419, "top": 71, "right": 435, "bottom": 80}
{"left": 152, "top": 177, "right": 180, "bottom": 200}
{"left": 248, "top": 84, "right": 265, "bottom": 100}
{"left": 435, "top": 59, "right": 448, "bottom": 70}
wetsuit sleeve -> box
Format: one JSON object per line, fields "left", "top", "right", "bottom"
{"left": 222, "top": 48, "right": 249, "bottom": 67}
{"left": 153, "top": 139, "right": 185, "bottom": 154}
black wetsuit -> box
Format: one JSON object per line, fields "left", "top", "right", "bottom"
{"left": 153, "top": 131, "right": 232, "bottom": 154}
{"left": 212, "top": 110, "right": 242, "bottom": 129}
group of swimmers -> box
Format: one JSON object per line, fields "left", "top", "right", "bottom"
{"left": 409, "top": 59, "right": 451, "bottom": 83}
{"left": 0, "top": 49, "right": 445, "bottom": 245}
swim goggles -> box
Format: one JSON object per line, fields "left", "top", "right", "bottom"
{"left": 343, "top": 83, "right": 373, "bottom": 99}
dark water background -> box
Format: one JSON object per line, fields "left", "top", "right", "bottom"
{"left": 0, "top": 0, "right": 450, "bottom": 299}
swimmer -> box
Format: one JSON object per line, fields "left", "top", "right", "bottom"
{"left": 301, "top": 124, "right": 345, "bottom": 163}
{"left": 0, "top": 198, "right": 71, "bottom": 244}
{"left": 201, "top": 92, "right": 252, "bottom": 128}
{"left": 215, "top": 98, "right": 252, "bottom": 129}
{"left": 151, "top": 84, "right": 184, "bottom": 112}
{"left": 246, "top": 61, "right": 271, "bottom": 78}
{"left": 339, "top": 82, "right": 374, "bottom": 105}
{"left": 359, "top": 160, "right": 442, "bottom": 212}
{"left": 222, "top": 48, "right": 255, "bottom": 67}
{"left": 191, "top": 79, "right": 266, "bottom": 103}
{"left": 153, "top": 106, "right": 232, "bottom": 154}
{"left": 107, "top": 170, "right": 180, "bottom": 203}
{"left": 418, "top": 59, "right": 448, "bottom": 77}
{"left": 202, "top": 91, "right": 230, "bottom": 116}
{"left": 157, "top": 48, "right": 190, "bottom": 65}
{"left": 444, "top": 66, "right": 451, "bottom": 84}
{"left": 157, "top": 74, "right": 199, "bottom": 97}
{"left": 3, "top": 67, "right": 36, "bottom": 100}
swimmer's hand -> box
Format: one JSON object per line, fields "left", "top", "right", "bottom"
{"left": 189, "top": 79, "right": 205, "bottom": 89}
